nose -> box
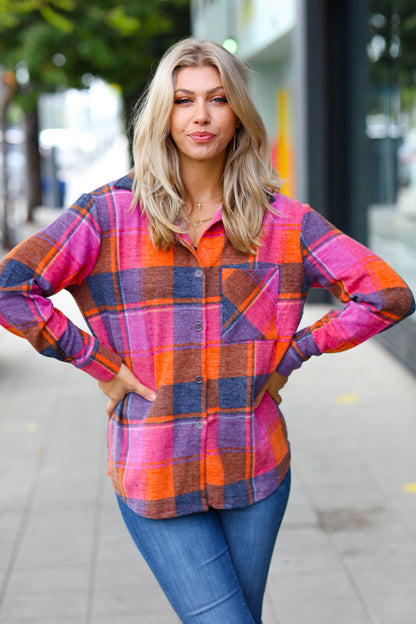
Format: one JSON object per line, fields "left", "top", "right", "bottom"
{"left": 193, "top": 99, "right": 210, "bottom": 124}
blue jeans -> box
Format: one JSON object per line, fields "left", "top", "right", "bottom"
{"left": 117, "top": 469, "right": 290, "bottom": 624}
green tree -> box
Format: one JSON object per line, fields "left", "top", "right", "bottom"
{"left": 0, "top": 0, "right": 190, "bottom": 244}
{"left": 368, "top": 0, "right": 416, "bottom": 86}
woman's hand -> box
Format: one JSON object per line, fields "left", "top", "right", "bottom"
{"left": 254, "top": 371, "right": 288, "bottom": 408}
{"left": 98, "top": 363, "right": 156, "bottom": 419}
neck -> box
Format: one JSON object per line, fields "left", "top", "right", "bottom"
{"left": 180, "top": 156, "right": 224, "bottom": 205}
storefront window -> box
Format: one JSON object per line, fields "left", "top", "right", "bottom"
{"left": 367, "top": 2, "right": 416, "bottom": 295}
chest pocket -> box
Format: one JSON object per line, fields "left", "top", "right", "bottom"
{"left": 221, "top": 267, "right": 280, "bottom": 342}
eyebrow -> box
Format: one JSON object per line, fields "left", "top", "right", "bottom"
{"left": 173, "top": 86, "right": 225, "bottom": 95}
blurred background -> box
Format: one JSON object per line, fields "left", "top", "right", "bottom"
{"left": 1, "top": 0, "right": 415, "bottom": 374}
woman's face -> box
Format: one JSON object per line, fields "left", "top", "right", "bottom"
{"left": 169, "top": 65, "right": 240, "bottom": 169}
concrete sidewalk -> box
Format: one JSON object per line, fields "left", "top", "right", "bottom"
{"left": 0, "top": 298, "right": 415, "bottom": 624}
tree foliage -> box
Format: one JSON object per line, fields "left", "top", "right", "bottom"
{"left": 0, "top": 0, "right": 190, "bottom": 242}
{"left": 0, "top": 0, "right": 191, "bottom": 114}
{"left": 368, "top": 0, "right": 416, "bottom": 86}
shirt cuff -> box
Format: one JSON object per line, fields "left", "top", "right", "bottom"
{"left": 76, "top": 340, "right": 122, "bottom": 382}
{"left": 276, "top": 330, "right": 322, "bottom": 376}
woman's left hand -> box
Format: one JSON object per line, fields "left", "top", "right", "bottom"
{"left": 254, "top": 371, "right": 288, "bottom": 408}
{"left": 98, "top": 363, "right": 156, "bottom": 419}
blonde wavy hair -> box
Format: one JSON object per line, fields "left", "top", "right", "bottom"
{"left": 131, "top": 38, "right": 281, "bottom": 254}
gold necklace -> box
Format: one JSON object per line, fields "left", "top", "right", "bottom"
{"left": 185, "top": 194, "right": 222, "bottom": 227}
{"left": 192, "top": 193, "right": 222, "bottom": 210}
{"left": 192, "top": 214, "right": 216, "bottom": 226}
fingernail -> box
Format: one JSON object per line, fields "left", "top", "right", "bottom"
{"left": 150, "top": 393, "right": 156, "bottom": 401}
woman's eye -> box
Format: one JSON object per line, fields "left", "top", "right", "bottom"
{"left": 174, "top": 98, "right": 192, "bottom": 104}
{"left": 212, "top": 96, "right": 228, "bottom": 104}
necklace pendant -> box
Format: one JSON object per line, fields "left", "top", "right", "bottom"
{"left": 196, "top": 201, "right": 202, "bottom": 210}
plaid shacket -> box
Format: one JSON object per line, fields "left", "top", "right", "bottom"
{"left": 0, "top": 175, "right": 414, "bottom": 518}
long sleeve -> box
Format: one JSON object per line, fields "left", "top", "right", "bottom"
{"left": 276, "top": 208, "right": 415, "bottom": 376}
{"left": 0, "top": 194, "right": 122, "bottom": 381}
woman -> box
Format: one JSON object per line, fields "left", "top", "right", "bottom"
{"left": 0, "top": 39, "right": 414, "bottom": 623}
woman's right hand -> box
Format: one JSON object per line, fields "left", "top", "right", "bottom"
{"left": 98, "top": 363, "right": 156, "bottom": 419}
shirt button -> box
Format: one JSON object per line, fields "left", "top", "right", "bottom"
{"left": 195, "top": 322, "right": 202, "bottom": 332}
{"left": 195, "top": 375, "right": 203, "bottom": 384}
{"left": 195, "top": 268, "right": 203, "bottom": 278}
{"left": 195, "top": 420, "right": 204, "bottom": 430}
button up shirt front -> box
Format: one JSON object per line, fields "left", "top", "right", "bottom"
{"left": 0, "top": 175, "right": 414, "bottom": 518}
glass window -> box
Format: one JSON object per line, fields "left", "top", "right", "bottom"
{"left": 367, "top": 2, "right": 416, "bottom": 295}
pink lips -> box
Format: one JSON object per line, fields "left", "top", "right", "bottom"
{"left": 189, "top": 132, "right": 215, "bottom": 143}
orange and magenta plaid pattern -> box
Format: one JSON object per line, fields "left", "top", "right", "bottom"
{"left": 0, "top": 175, "right": 413, "bottom": 518}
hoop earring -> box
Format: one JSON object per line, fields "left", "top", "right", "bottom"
{"left": 232, "top": 131, "right": 239, "bottom": 151}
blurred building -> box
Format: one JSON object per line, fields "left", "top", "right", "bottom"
{"left": 192, "top": 0, "right": 416, "bottom": 375}
{"left": 38, "top": 79, "right": 124, "bottom": 208}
